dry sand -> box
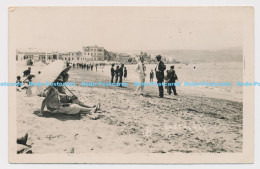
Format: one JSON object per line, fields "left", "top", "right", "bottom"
{"left": 16, "top": 67, "right": 243, "bottom": 154}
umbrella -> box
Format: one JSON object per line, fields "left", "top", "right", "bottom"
{"left": 31, "top": 60, "right": 70, "bottom": 96}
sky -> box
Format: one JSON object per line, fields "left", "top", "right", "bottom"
{"left": 9, "top": 7, "right": 250, "bottom": 52}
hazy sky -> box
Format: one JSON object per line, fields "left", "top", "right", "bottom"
{"left": 9, "top": 7, "right": 248, "bottom": 52}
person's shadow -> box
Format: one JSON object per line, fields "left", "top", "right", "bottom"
{"left": 33, "top": 110, "right": 82, "bottom": 121}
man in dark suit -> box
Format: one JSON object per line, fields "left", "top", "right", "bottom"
{"left": 118, "top": 63, "right": 124, "bottom": 87}
{"left": 167, "top": 65, "right": 178, "bottom": 95}
{"left": 155, "top": 55, "right": 166, "bottom": 98}
{"left": 111, "top": 64, "right": 115, "bottom": 83}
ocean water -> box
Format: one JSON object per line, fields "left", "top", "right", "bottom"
{"left": 16, "top": 61, "right": 243, "bottom": 101}
{"left": 98, "top": 62, "right": 243, "bottom": 101}
{"left": 115, "top": 62, "right": 242, "bottom": 92}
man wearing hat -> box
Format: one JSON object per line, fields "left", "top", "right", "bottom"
{"left": 155, "top": 55, "right": 166, "bottom": 98}
{"left": 167, "top": 65, "right": 178, "bottom": 95}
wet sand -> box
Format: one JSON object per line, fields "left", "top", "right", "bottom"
{"left": 16, "top": 67, "right": 243, "bottom": 153}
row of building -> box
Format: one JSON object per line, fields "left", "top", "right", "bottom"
{"left": 16, "top": 46, "right": 106, "bottom": 63}
{"left": 16, "top": 46, "right": 163, "bottom": 64}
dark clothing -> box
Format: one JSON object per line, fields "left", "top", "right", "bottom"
{"left": 150, "top": 71, "right": 154, "bottom": 82}
{"left": 167, "top": 69, "right": 178, "bottom": 95}
{"left": 118, "top": 67, "right": 124, "bottom": 87}
{"left": 16, "top": 80, "right": 22, "bottom": 87}
{"left": 155, "top": 61, "right": 166, "bottom": 79}
{"left": 124, "top": 69, "right": 127, "bottom": 78}
{"left": 157, "top": 79, "right": 164, "bottom": 97}
{"left": 115, "top": 69, "right": 119, "bottom": 83}
{"left": 155, "top": 61, "right": 166, "bottom": 97}
{"left": 23, "top": 69, "right": 31, "bottom": 77}
{"left": 168, "top": 83, "right": 177, "bottom": 95}
{"left": 111, "top": 67, "right": 115, "bottom": 83}
{"left": 150, "top": 72, "right": 154, "bottom": 78}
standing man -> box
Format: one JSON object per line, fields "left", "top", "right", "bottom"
{"left": 155, "top": 55, "right": 166, "bottom": 98}
{"left": 119, "top": 63, "right": 124, "bottom": 87}
{"left": 111, "top": 64, "right": 115, "bottom": 83}
{"left": 168, "top": 65, "right": 178, "bottom": 95}
{"left": 115, "top": 65, "right": 119, "bottom": 84}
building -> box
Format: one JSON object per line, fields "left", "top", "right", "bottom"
{"left": 61, "top": 51, "right": 82, "bottom": 63}
{"left": 82, "top": 46, "right": 105, "bottom": 61}
{"left": 16, "top": 45, "right": 106, "bottom": 63}
{"left": 16, "top": 49, "right": 58, "bottom": 62}
{"left": 117, "top": 53, "right": 131, "bottom": 63}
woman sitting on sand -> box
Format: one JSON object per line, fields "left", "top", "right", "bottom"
{"left": 55, "top": 72, "right": 101, "bottom": 110}
{"left": 40, "top": 77, "right": 100, "bottom": 115}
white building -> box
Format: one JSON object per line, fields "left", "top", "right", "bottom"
{"left": 16, "top": 48, "right": 59, "bottom": 62}
{"left": 16, "top": 45, "right": 106, "bottom": 64}
{"left": 82, "top": 46, "right": 105, "bottom": 61}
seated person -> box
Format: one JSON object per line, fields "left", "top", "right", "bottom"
{"left": 23, "top": 67, "right": 31, "bottom": 77}
{"left": 40, "top": 82, "right": 98, "bottom": 115}
{"left": 56, "top": 73, "right": 101, "bottom": 109}
{"left": 16, "top": 76, "right": 22, "bottom": 91}
{"left": 21, "top": 75, "right": 34, "bottom": 96}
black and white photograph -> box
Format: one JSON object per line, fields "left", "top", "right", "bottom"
{"left": 7, "top": 6, "right": 254, "bottom": 163}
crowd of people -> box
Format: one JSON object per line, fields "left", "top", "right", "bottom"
{"left": 110, "top": 63, "right": 128, "bottom": 87}
{"left": 133, "top": 55, "right": 178, "bottom": 98}
{"left": 68, "top": 62, "right": 107, "bottom": 73}
{"left": 18, "top": 54, "right": 178, "bottom": 116}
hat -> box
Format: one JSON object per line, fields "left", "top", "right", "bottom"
{"left": 155, "top": 55, "right": 162, "bottom": 59}
{"left": 170, "top": 65, "right": 175, "bottom": 69}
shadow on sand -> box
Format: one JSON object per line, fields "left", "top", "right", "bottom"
{"left": 140, "top": 93, "right": 178, "bottom": 101}
{"left": 33, "top": 110, "right": 82, "bottom": 121}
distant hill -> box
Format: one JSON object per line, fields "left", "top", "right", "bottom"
{"left": 122, "top": 47, "right": 243, "bottom": 64}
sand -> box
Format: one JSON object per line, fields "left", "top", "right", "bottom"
{"left": 16, "top": 65, "right": 243, "bottom": 154}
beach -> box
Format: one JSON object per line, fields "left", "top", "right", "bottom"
{"left": 16, "top": 63, "right": 243, "bottom": 153}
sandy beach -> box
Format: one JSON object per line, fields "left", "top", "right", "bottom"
{"left": 16, "top": 65, "right": 243, "bottom": 154}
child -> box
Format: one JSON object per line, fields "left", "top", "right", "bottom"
{"left": 22, "top": 75, "right": 34, "bottom": 96}
{"left": 16, "top": 76, "right": 22, "bottom": 92}
{"left": 165, "top": 70, "right": 170, "bottom": 92}
{"left": 124, "top": 67, "right": 127, "bottom": 80}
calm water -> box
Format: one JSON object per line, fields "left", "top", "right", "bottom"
{"left": 102, "top": 62, "right": 243, "bottom": 95}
